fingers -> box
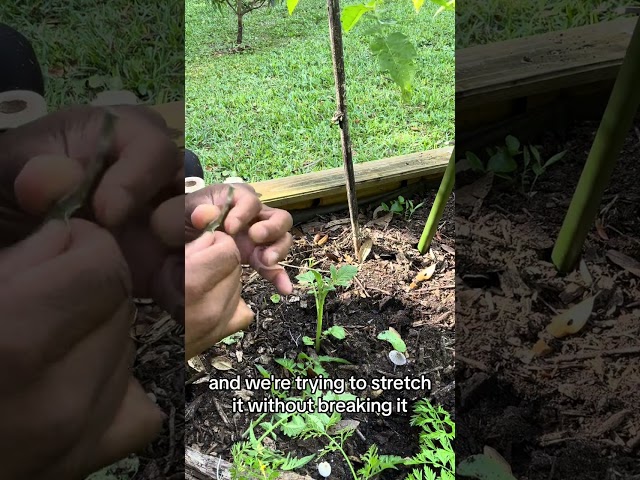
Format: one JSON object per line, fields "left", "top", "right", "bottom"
{"left": 220, "top": 298, "right": 254, "bottom": 340}
{"left": 248, "top": 247, "right": 294, "bottom": 296}
{"left": 1, "top": 219, "right": 132, "bottom": 364}
{"left": 13, "top": 154, "right": 84, "bottom": 215}
{"left": 89, "top": 377, "right": 164, "bottom": 471}
{"left": 246, "top": 206, "right": 294, "bottom": 245}
{"left": 92, "top": 109, "right": 182, "bottom": 227}
{"left": 150, "top": 195, "right": 186, "bottom": 248}
{"left": 223, "top": 185, "right": 261, "bottom": 235}
{"left": 190, "top": 204, "right": 221, "bottom": 231}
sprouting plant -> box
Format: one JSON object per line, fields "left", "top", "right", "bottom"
{"left": 296, "top": 264, "right": 358, "bottom": 353}
{"left": 464, "top": 135, "right": 567, "bottom": 194}
{"left": 303, "top": 325, "right": 346, "bottom": 347}
{"left": 275, "top": 352, "right": 350, "bottom": 379}
{"left": 381, "top": 195, "right": 425, "bottom": 219}
{"left": 270, "top": 293, "right": 281, "bottom": 304}
{"left": 405, "top": 399, "right": 455, "bottom": 480}
{"left": 377, "top": 327, "right": 407, "bottom": 353}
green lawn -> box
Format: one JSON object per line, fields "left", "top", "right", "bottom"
{"left": 2, "top": 0, "right": 184, "bottom": 108}
{"left": 456, "top": 0, "right": 632, "bottom": 47}
{"left": 185, "top": 0, "right": 454, "bottom": 183}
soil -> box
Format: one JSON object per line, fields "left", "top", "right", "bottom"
{"left": 455, "top": 114, "right": 640, "bottom": 479}
{"left": 184, "top": 188, "right": 456, "bottom": 479}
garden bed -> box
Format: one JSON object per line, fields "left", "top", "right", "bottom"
{"left": 455, "top": 114, "right": 640, "bottom": 479}
{"left": 185, "top": 188, "right": 455, "bottom": 479}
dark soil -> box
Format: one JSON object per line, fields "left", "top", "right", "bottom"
{"left": 456, "top": 114, "right": 640, "bottom": 479}
{"left": 185, "top": 188, "right": 455, "bottom": 479}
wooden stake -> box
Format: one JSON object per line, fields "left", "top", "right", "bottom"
{"left": 326, "top": 0, "right": 361, "bottom": 260}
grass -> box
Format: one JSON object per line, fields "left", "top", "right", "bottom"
{"left": 2, "top": 0, "right": 184, "bottom": 108}
{"left": 185, "top": 0, "right": 454, "bottom": 183}
{"left": 456, "top": 0, "right": 633, "bottom": 48}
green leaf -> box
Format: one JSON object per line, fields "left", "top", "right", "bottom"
{"left": 324, "top": 325, "right": 346, "bottom": 339}
{"left": 331, "top": 264, "right": 358, "bottom": 286}
{"left": 458, "top": 454, "right": 517, "bottom": 480}
{"left": 296, "top": 271, "right": 317, "bottom": 285}
{"left": 302, "top": 336, "right": 314, "bottom": 346}
{"left": 530, "top": 144, "right": 541, "bottom": 163}
{"left": 531, "top": 162, "right": 544, "bottom": 176}
{"left": 281, "top": 415, "right": 306, "bottom": 437}
{"left": 465, "top": 151, "right": 484, "bottom": 172}
{"left": 487, "top": 149, "right": 517, "bottom": 173}
{"left": 255, "top": 364, "right": 271, "bottom": 378}
{"left": 316, "top": 355, "right": 351, "bottom": 364}
{"left": 281, "top": 453, "right": 315, "bottom": 470}
{"left": 543, "top": 150, "right": 567, "bottom": 169}
{"left": 270, "top": 293, "right": 281, "bottom": 304}
{"left": 218, "top": 330, "right": 244, "bottom": 345}
{"left": 286, "top": 0, "right": 299, "bottom": 15}
{"left": 377, "top": 328, "right": 407, "bottom": 352}
{"left": 370, "top": 32, "right": 417, "bottom": 100}
{"left": 523, "top": 145, "right": 531, "bottom": 169}
{"left": 341, "top": 4, "right": 375, "bottom": 33}
{"left": 274, "top": 358, "right": 297, "bottom": 373}
{"left": 505, "top": 135, "right": 520, "bottom": 155}
{"left": 412, "top": 0, "right": 425, "bottom": 12}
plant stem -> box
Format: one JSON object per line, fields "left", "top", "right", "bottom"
{"left": 315, "top": 292, "right": 326, "bottom": 353}
{"left": 257, "top": 414, "right": 289, "bottom": 444}
{"left": 322, "top": 433, "right": 359, "bottom": 480}
{"left": 326, "top": 0, "right": 361, "bottom": 260}
{"left": 552, "top": 18, "right": 640, "bottom": 272}
{"left": 418, "top": 148, "right": 455, "bottom": 254}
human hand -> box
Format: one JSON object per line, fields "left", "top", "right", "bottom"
{"left": 185, "top": 184, "right": 294, "bottom": 295}
{"left": 0, "top": 219, "right": 163, "bottom": 479}
{"left": 185, "top": 228, "right": 254, "bottom": 359}
{"left": 0, "top": 105, "right": 183, "bottom": 314}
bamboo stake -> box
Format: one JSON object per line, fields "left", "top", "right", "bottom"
{"left": 552, "top": 16, "right": 640, "bottom": 273}
{"left": 326, "top": 0, "right": 361, "bottom": 260}
{"left": 418, "top": 148, "right": 455, "bottom": 254}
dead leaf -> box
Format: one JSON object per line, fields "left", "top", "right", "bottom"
{"left": 441, "top": 244, "right": 455, "bottom": 255}
{"left": 415, "top": 264, "right": 437, "bottom": 282}
{"left": 546, "top": 295, "right": 595, "bottom": 338}
{"left": 327, "top": 419, "right": 360, "bottom": 435}
{"left": 316, "top": 234, "right": 329, "bottom": 246}
{"left": 235, "top": 350, "right": 243, "bottom": 362}
{"left": 211, "top": 356, "right": 234, "bottom": 371}
{"left": 367, "top": 211, "right": 393, "bottom": 229}
{"left": 579, "top": 259, "right": 593, "bottom": 287}
{"left": 456, "top": 172, "right": 494, "bottom": 207}
{"left": 606, "top": 250, "right": 640, "bottom": 277}
{"left": 531, "top": 339, "right": 553, "bottom": 358}
{"left": 595, "top": 218, "right": 609, "bottom": 240}
{"left": 359, "top": 237, "right": 373, "bottom": 262}
{"left": 188, "top": 356, "right": 207, "bottom": 373}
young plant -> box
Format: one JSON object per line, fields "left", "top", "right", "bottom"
{"left": 381, "top": 195, "right": 425, "bottom": 219}
{"left": 303, "top": 325, "right": 346, "bottom": 347}
{"left": 296, "top": 264, "right": 358, "bottom": 353}
{"left": 406, "top": 398, "right": 455, "bottom": 480}
{"left": 377, "top": 327, "right": 407, "bottom": 352}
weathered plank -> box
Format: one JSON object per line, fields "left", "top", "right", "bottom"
{"left": 149, "top": 100, "right": 185, "bottom": 148}
{"left": 457, "top": 16, "right": 637, "bottom": 109}
{"left": 248, "top": 147, "right": 451, "bottom": 210}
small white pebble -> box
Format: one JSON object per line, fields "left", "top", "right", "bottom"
{"left": 317, "top": 461, "right": 331, "bottom": 478}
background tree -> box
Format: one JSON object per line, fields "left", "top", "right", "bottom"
{"left": 209, "top": 0, "right": 275, "bottom": 44}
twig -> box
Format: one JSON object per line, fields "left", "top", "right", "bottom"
{"left": 353, "top": 275, "right": 370, "bottom": 297}
{"left": 456, "top": 354, "right": 491, "bottom": 372}
{"left": 213, "top": 398, "right": 230, "bottom": 425}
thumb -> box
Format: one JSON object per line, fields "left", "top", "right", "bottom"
{"left": 88, "top": 377, "right": 164, "bottom": 471}
{"left": 14, "top": 154, "right": 84, "bottom": 215}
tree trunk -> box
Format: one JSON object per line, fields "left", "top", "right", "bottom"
{"left": 236, "top": 0, "right": 244, "bottom": 44}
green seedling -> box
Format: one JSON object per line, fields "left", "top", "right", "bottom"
{"left": 458, "top": 452, "right": 517, "bottom": 480}
{"left": 302, "top": 325, "right": 346, "bottom": 347}
{"left": 218, "top": 331, "right": 244, "bottom": 346}
{"left": 270, "top": 293, "right": 281, "bottom": 304}
{"left": 275, "top": 352, "right": 350, "bottom": 379}
{"left": 381, "top": 195, "right": 425, "bottom": 219}
{"left": 406, "top": 398, "right": 455, "bottom": 480}
{"left": 464, "top": 135, "right": 567, "bottom": 194}
{"left": 377, "top": 328, "right": 407, "bottom": 353}
{"left": 296, "top": 264, "right": 358, "bottom": 353}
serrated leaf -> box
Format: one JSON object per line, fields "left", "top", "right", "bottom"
{"left": 546, "top": 295, "right": 595, "bottom": 338}
{"left": 341, "top": 4, "right": 375, "bottom": 33}
{"left": 332, "top": 264, "right": 358, "bottom": 286}
{"left": 281, "top": 415, "right": 306, "bottom": 437}
{"left": 370, "top": 32, "right": 417, "bottom": 100}
{"left": 377, "top": 328, "right": 407, "bottom": 352}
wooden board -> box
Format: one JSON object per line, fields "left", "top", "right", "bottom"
{"left": 248, "top": 147, "right": 452, "bottom": 210}
{"left": 149, "top": 100, "right": 185, "bottom": 148}
{"left": 457, "top": 16, "right": 637, "bottom": 110}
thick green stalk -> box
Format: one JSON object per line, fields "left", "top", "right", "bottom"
{"left": 418, "top": 148, "right": 455, "bottom": 254}
{"left": 552, "top": 19, "right": 640, "bottom": 272}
